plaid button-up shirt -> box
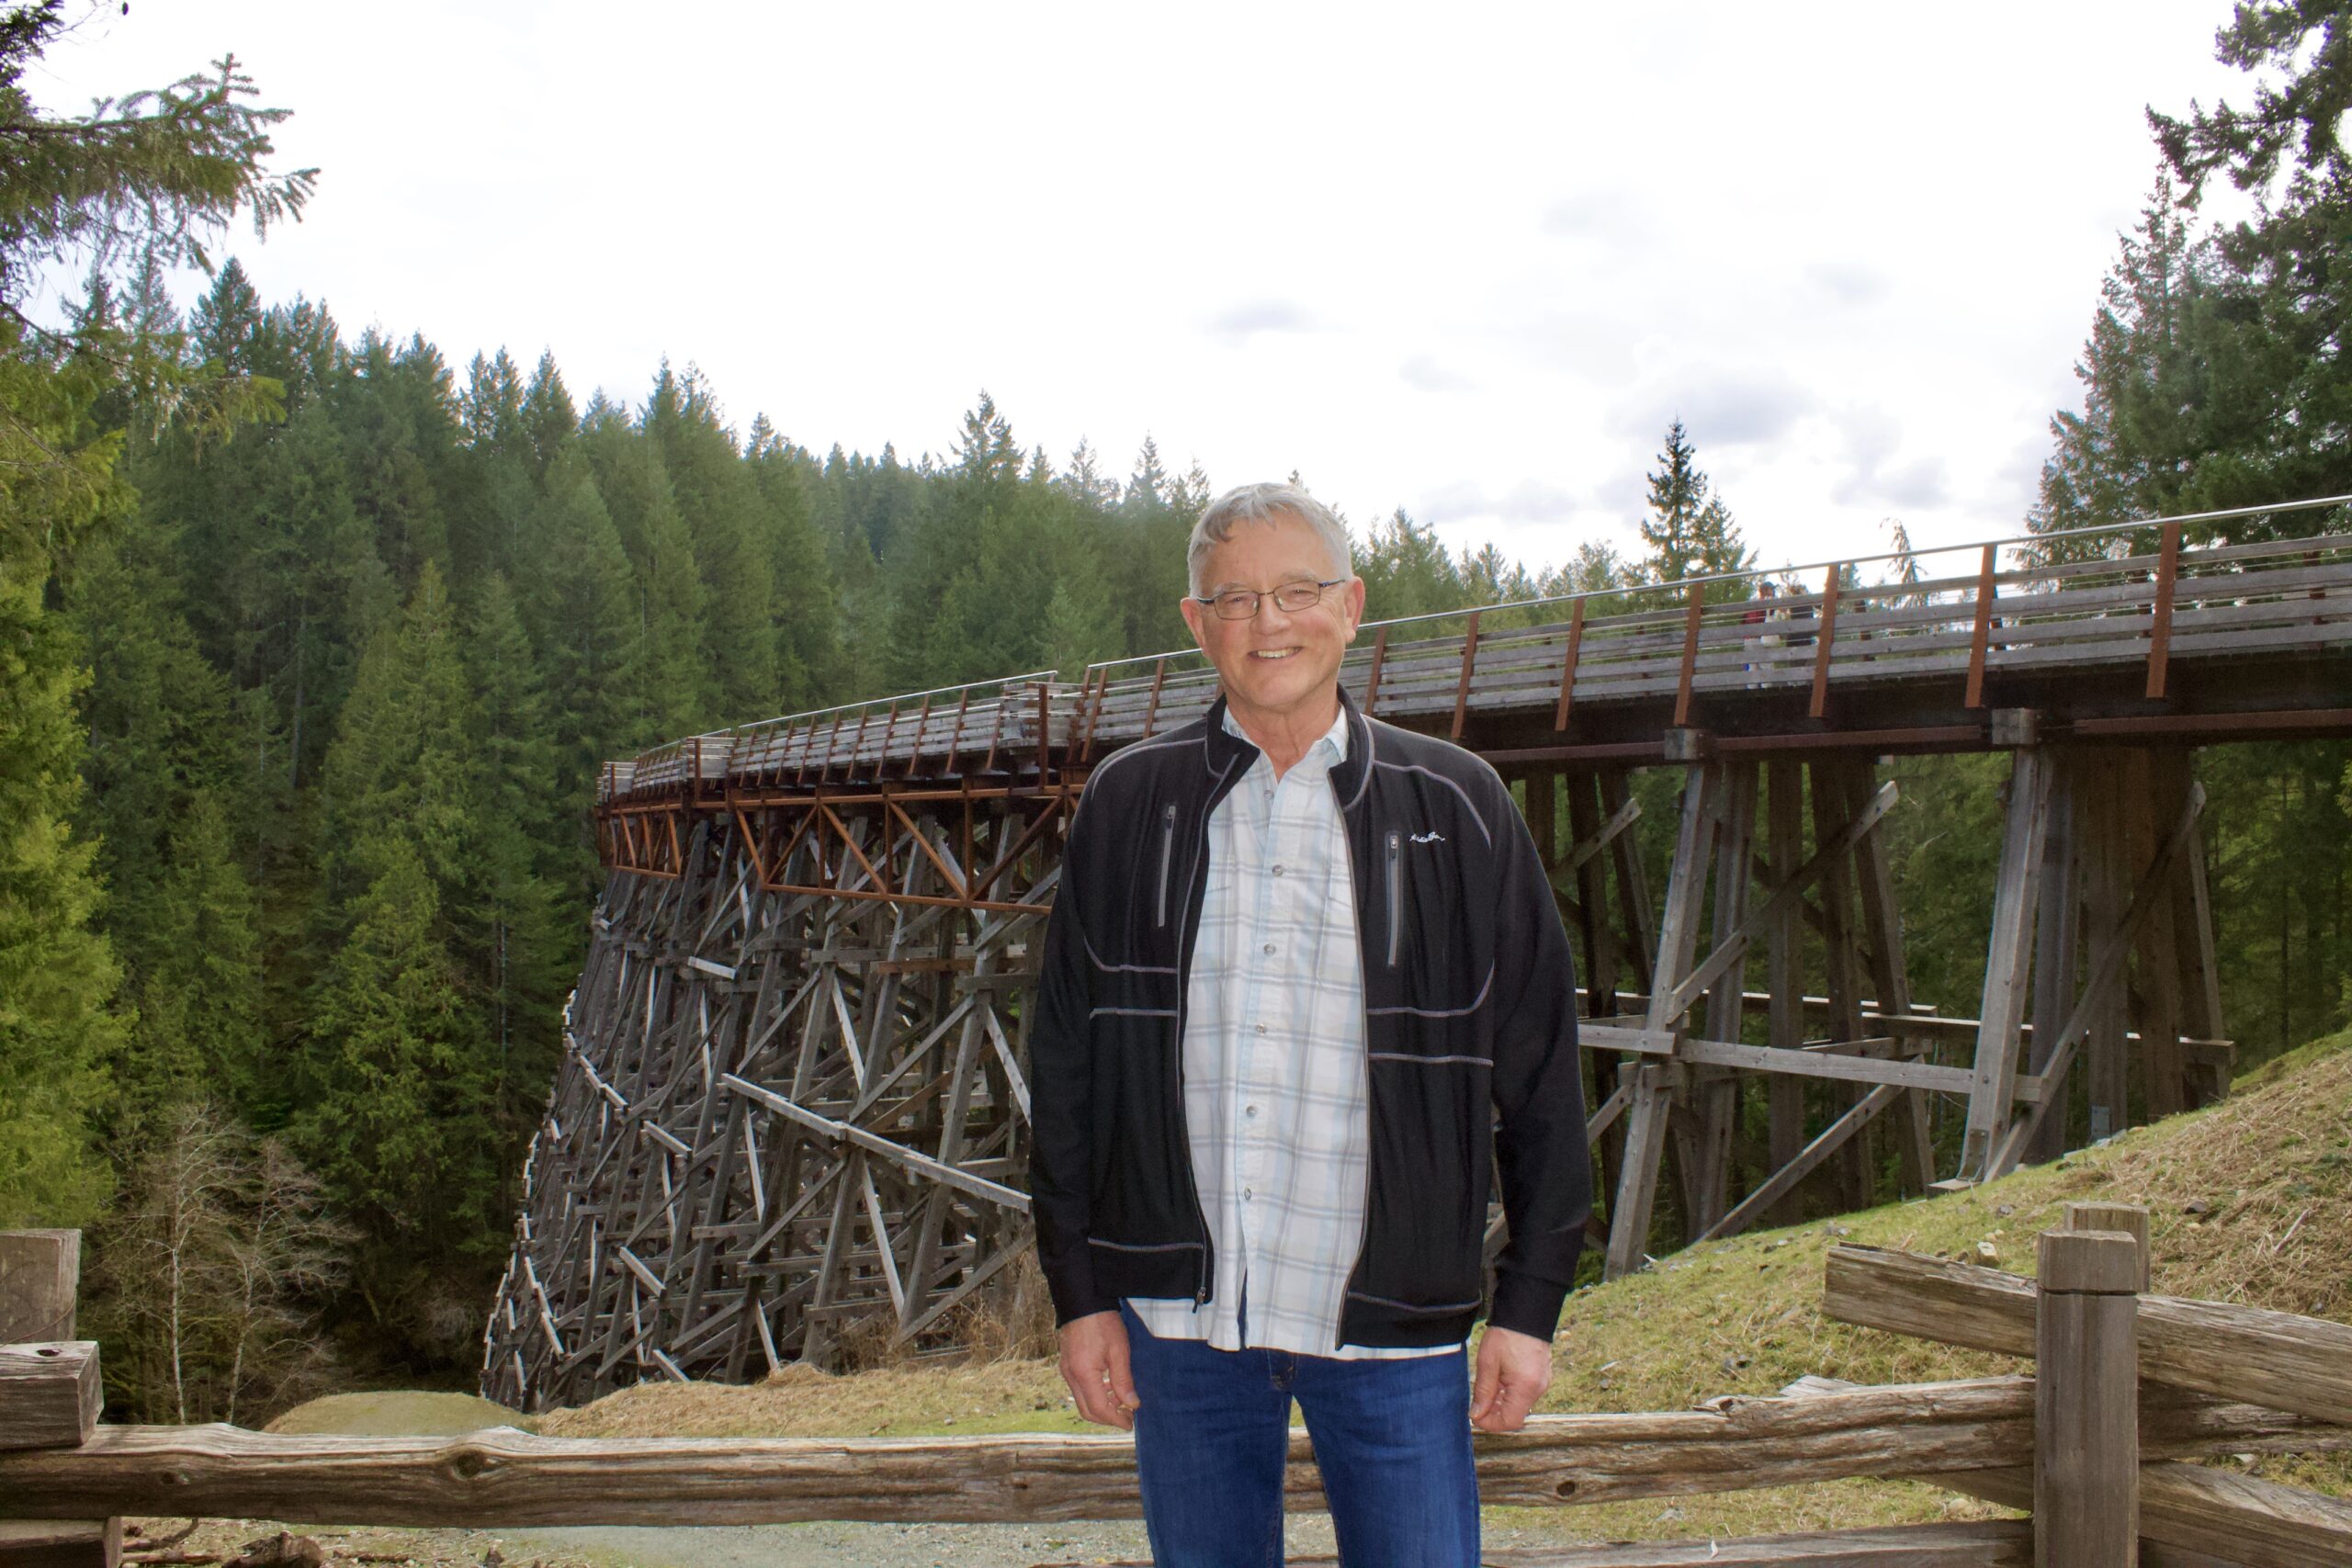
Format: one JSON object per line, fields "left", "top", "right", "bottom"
{"left": 1127, "top": 705, "right": 1459, "bottom": 1359}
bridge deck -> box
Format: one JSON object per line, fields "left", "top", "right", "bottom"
{"left": 604, "top": 519, "right": 2352, "bottom": 803}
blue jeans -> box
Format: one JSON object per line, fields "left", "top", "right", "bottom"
{"left": 1119, "top": 1303, "right": 1478, "bottom": 1567}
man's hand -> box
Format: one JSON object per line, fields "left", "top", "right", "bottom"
{"left": 1469, "top": 1325, "right": 1552, "bottom": 1433}
{"left": 1058, "top": 1311, "right": 1140, "bottom": 1430}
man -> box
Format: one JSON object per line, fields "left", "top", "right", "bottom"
{"left": 1029, "top": 481, "right": 1589, "bottom": 1566}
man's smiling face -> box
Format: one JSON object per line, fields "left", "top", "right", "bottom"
{"left": 1178, "top": 512, "right": 1365, "bottom": 727}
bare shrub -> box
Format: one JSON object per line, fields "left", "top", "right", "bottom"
{"left": 943, "top": 1249, "right": 1057, "bottom": 1363}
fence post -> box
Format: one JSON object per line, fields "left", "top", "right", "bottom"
{"left": 0, "top": 1229, "right": 77, "bottom": 1344}
{"left": 0, "top": 1229, "right": 116, "bottom": 1568}
{"left": 2064, "top": 1201, "right": 2152, "bottom": 1293}
{"left": 2036, "top": 1227, "right": 2141, "bottom": 1568}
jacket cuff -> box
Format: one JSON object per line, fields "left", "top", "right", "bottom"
{"left": 1042, "top": 1248, "right": 1118, "bottom": 1326}
{"left": 1488, "top": 1265, "right": 1573, "bottom": 1341}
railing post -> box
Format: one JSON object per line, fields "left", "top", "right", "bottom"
{"left": 1965, "top": 543, "right": 1998, "bottom": 710}
{"left": 1, "top": 1228, "right": 112, "bottom": 1568}
{"left": 2035, "top": 1226, "right": 2140, "bottom": 1568}
{"left": 2144, "top": 522, "right": 2182, "bottom": 700}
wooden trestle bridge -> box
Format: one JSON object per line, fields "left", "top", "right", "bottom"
{"left": 483, "top": 502, "right": 2352, "bottom": 1413}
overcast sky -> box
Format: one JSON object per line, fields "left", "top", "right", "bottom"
{"left": 32, "top": 2, "right": 2261, "bottom": 577}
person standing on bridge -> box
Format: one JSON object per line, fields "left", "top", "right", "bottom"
{"left": 1028, "top": 481, "right": 1590, "bottom": 1567}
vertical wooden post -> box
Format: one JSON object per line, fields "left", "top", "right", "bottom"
{"left": 2145, "top": 521, "right": 2182, "bottom": 700}
{"left": 1841, "top": 761, "right": 1935, "bottom": 1193}
{"left": 1553, "top": 599, "right": 1586, "bottom": 732}
{"left": 0, "top": 1230, "right": 116, "bottom": 1568}
{"left": 1600, "top": 771, "right": 1659, "bottom": 997}
{"left": 2128, "top": 752, "right": 2188, "bottom": 1120}
{"left": 0, "top": 1231, "right": 77, "bottom": 1344}
{"left": 1810, "top": 761, "right": 1875, "bottom": 1210}
{"left": 1764, "top": 761, "right": 1807, "bottom": 1224}
{"left": 2084, "top": 753, "right": 2130, "bottom": 1143}
{"left": 1608, "top": 763, "right": 1720, "bottom": 1280}
{"left": 1958, "top": 745, "right": 2053, "bottom": 1182}
{"left": 1363, "top": 626, "right": 1389, "bottom": 716}
{"left": 1965, "top": 543, "right": 1998, "bottom": 709}
{"left": 2035, "top": 1227, "right": 2141, "bottom": 1568}
{"left": 1808, "top": 565, "right": 1840, "bottom": 721}
{"left": 2024, "top": 749, "right": 2081, "bottom": 1168}
{"left": 1452, "top": 609, "right": 1482, "bottom": 739}
{"left": 1674, "top": 586, "right": 1705, "bottom": 728}
{"left": 2064, "top": 1201, "right": 2152, "bottom": 1293}
{"left": 1691, "top": 762, "right": 1758, "bottom": 1235}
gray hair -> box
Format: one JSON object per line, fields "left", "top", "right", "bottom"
{"left": 1187, "top": 482, "right": 1354, "bottom": 597}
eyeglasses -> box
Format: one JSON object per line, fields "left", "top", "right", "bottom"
{"left": 1193, "top": 578, "right": 1347, "bottom": 621}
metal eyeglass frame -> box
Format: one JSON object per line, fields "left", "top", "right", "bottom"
{"left": 1191, "top": 578, "right": 1349, "bottom": 621}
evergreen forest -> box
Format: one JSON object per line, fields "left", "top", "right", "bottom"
{"left": 0, "top": 1, "right": 2348, "bottom": 1418}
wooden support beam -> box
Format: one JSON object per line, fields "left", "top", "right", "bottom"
{"left": 0, "top": 1344, "right": 99, "bottom": 1453}
{"left": 2021, "top": 748, "right": 2079, "bottom": 1167}
{"left": 1695, "top": 1083, "right": 1901, "bottom": 1244}
{"left": 1956, "top": 747, "right": 2052, "bottom": 1182}
{"left": 1603, "top": 1064, "right": 1674, "bottom": 1280}
{"left": 1763, "top": 761, "right": 1805, "bottom": 1226}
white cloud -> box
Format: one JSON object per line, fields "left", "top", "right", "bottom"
{"left": 24, "top": 0, "right": 2261, "bottom": 581}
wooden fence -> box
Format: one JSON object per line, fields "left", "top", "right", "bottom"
{"left": 5, "top": 1214, "right": 2348, "bottom": 1566}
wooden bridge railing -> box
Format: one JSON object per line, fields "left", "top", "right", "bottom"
{"left": 7, "top": 1213, "right": 2349, "bottom": 1566}
{"left": 596, "top": 502, "right": 2352, "bottom": 806}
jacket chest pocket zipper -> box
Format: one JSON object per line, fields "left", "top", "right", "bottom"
{"left": 1155, "top": 805, "right": 1177, "bottom": 929}
{"left": 1385, "top": 829, "right": 1403, "bottom": 966}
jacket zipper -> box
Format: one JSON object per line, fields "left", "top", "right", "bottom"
{"left": 1154, "top": 805, "right": 1176, "bottom": 930}
{"left": 1385, "top": 829, "right": 1403, "bottom": 966}
{"left": 1167, "top": 800, "right": 1213, "bottom": 1306}
{"left": 1340, "top": 808, "right": 1383, "bottom": 1348}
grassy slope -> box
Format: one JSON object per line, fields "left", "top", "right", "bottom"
{"left": 524, "top": 1028, "right": 2352, "bottom": 1542}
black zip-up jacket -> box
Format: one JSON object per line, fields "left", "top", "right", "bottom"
{"left": 1029, "top": 686, "right": 1590, "bottom": 1349}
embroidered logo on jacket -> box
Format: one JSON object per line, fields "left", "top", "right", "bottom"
{"left": 1409, "top": 830, "right": 1445, "bottom": 844}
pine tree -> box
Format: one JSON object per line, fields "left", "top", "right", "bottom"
{"left": 1639, "top": 419, "right": 1752, "bottom": 590}
{"left": 649, "top": 363, "right": 775, "bottom": 720}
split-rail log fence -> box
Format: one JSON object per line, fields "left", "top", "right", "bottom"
{"left": 7, "top": 1213, "right": 2352, "bottom": 1565}
{"left": 489, "top": 502, "right": 2352, "bottom": 1409}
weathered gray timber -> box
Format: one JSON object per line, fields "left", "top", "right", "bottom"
{"left": 0, "top": 1232, "right": 77, "bottom": 1346}
{"left": 2034, "top": 1230, "right": 2141, "bottom": 1567}
{"left": 0, "top": 1520, "right": 118, "bottom": 1568}
{"left": 500, "top": 508, "right": 2352, "bottom": 1407}
{"left": 0, "top": 1342, "right": 98, "bottom": 1452}
{"left": 0, "top": 1375, "right": 2329, "bottom": 1527}
{"left": 1823, "top": 1245, "right": 2352, "bottom": 1426}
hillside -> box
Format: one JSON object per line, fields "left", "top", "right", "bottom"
{"left": 521, "top": 1026, "right": 2352, "bottom": 1541}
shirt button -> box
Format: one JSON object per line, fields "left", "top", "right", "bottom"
{"left": 1261, "top": 942, "right": 1276, "bottom": 955}
{"left": 1254, "top": 1022, "right": 1268, "bottom": 1035}
{"left": 1245, "top": 1104, "right": 1260, "bottom": 1119}
{"left": 1243, "top": 1187, "right": 1254, "bottom": 1200}
{"left": 1271, "top": 864, "right": 1285, "bottom": 877}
